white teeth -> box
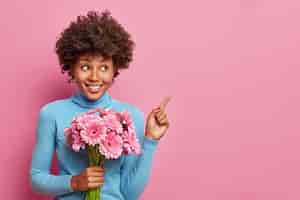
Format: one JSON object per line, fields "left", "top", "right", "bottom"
{"left": 86, "top": 84, "right": 101, "bottom": 92}
{"left": 89, "top": 86, "right": 100, "bottom": 89}
{"left": 85, "top": 83, "right": 102, "bottom": 86}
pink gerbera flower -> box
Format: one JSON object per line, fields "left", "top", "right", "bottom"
{"left": 120, "top": 110, "right": 133, "bottom": 127}
{"left": 64, "top": 127, "right": 72, "bottom": 137}
{"left": 80, "top": 119, "right": 105, "bottom": 146}
{"left": 122, "top": 127, "right": 141, "bottom": 154}
{"left": 99, "top": 131, "right": 123, "bottom": 159}
{"left": 64, "top": 127, "right": 85, "bottom": 151}
{"left": 72, "top": 133, "right": 86, "bottom": 152}
{"left": 102, "top": 114, "right": 123, "bottom": 134}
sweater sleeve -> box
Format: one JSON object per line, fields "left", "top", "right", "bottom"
{"left": 120, "top": 108, "right": 159, "bottom": 200}
{"left": 29, "top": 106, "right": 73, "bottom": 196}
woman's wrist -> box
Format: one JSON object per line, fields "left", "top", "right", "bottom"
{"left": 70, "top": 176, "right": 78, "bottom": 191}
{"left": 145, "top": 133, "right": 160, "bottom": 141}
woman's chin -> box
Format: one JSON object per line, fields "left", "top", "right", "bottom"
{"left": 84, "top": 91, "right": 104, "bottom": 101}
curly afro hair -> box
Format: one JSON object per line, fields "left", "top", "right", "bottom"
{"left": 55, "top": 10, "right": 135, "bottom": 79}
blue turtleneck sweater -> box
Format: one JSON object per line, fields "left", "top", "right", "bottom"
{"left": 30, "top": 90, "right": 158, "bottom": 200}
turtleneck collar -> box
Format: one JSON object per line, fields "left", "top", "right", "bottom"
{"left": 71, "top": 90, "right": 112, "bottom": 109}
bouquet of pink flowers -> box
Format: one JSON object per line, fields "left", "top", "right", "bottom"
{"left": 64, "top": 108, "right": 141, "bottom": 200}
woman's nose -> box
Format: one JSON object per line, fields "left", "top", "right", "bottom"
{"left": 89, "top": 69, "right": 99, "bottom": 81}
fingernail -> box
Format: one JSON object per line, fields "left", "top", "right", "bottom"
{"left": 153, "top": 108, "right": 160, "bottom": 113}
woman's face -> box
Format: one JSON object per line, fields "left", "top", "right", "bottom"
{"left": 71, "top": 54, "right": 115, "bottom": 101}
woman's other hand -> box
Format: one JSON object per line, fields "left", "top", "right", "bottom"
{"left": 145, "top": 96, "right": 171, "bottom": 140}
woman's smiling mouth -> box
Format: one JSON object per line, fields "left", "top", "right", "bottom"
{"left": 84, "top": 83, "right": 103, "bottom": 93}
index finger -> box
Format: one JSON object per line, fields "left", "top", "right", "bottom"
{"left": 88, "top": 166, "right": 105, "bottom": 172}
{"left": 159, "top": 96, "right": 171, "bottom": 110}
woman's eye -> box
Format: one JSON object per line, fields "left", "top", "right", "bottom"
{"left": 81, "top": 65, "right": 89, "bottom": 71}
{"left": 100, "top": 65, "right": 108, "bottom": 72}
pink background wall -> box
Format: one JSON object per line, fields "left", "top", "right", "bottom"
{"left": 1, "top": 0, "right": 300, "bottom": 199}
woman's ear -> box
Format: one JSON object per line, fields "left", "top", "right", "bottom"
{"left": 113, "top": 69, "right": 119, "bottom": 78}
{"left": 68, "top": 76, "right": 74, "bottom": 84}
{"left": 68, "top": 69, "right": 75, "bottom": 83}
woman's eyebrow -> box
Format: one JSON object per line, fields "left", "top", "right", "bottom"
{"left": 79, "top": 58, "right": 90, "bottom": 62}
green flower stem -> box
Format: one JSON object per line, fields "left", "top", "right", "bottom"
{"left": 85, "top": 145, "right": 105, "bottom": 200}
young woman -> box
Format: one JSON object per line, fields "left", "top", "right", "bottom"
{"left": 30, "top": 10, "right": 170, "bottom": 200}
